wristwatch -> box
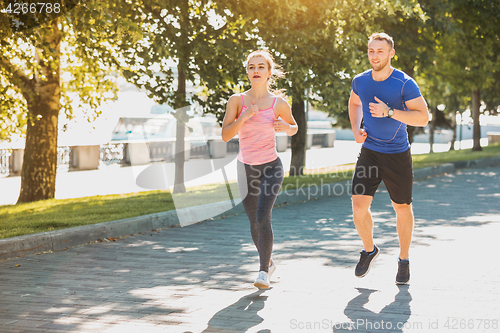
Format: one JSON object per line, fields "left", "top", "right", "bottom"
{"left": 387, "top": 108, "right": 394, "bottom": 118}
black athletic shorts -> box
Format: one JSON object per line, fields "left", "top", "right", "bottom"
{"left": 352, "top": 147, "right": 413, "bottom": 204}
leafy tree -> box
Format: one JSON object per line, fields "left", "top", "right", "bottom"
{"left": 249, "top": 0, "right": 383, "bottom": 175}
{"left": 443, "top": 91, "right": 470, "bottom": 151}
{"left": 118, "top": 0, "right": 259, "bottom": 193}
{"left": 373, "top": 0, "right": 500, "bottom": 154}
{"left": 444, "top": 0, "right": 500, "bottom": 151}
{"left": 177, "top": 0, "right": 426, "bottom": 177}
{"left": 420, "top": 31, "right": 472, "bottom": 152}
{"left": 0, "top": 0, "right": 143, "bottom": 203}
{"left": 374, "top": 0, "right": 446, "bottom": 144}
{"left": 418, "top": 75, "right": 450, "bottom": 153}
{"left": 481, "top": 66, "right": 500, "bottom": 117}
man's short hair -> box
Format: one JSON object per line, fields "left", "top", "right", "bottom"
{"left": 368, "top": 33, "right": 394, "bottom": 50}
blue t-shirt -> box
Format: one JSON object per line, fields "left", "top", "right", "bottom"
{"left": 352, "top": 68, "right": 422, "bottom": 154}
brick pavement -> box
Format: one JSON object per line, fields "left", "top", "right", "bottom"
{"left": 0, "top": 166, "right": 499, "bottom": 332}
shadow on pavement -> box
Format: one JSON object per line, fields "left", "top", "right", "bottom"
{"left": 0, "top": 168, "right": 498, "bottom": 332}
{"left": 269, "top": 168, "right": 500, "bottom": 268}
{"left": 197, "top": 290, "right": 267, "bottom": 333}
{"left": 333, "top": 285, "right": 412, "bottom": 332}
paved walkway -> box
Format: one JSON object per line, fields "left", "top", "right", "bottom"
{"left": 1, "top": 165, "right": 499, "bottom": 332}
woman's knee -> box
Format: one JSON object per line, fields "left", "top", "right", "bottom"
{"left": 256, "top": 214, "right": 272, "bottom": 229}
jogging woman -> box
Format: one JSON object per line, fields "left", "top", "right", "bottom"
{"left": 222, "top": 50, "right": 298, "bottom": 289}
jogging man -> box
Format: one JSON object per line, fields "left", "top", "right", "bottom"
{"left": 349, "top": 33, "right": 429, "bottom": 284}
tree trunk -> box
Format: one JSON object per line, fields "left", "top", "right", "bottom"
{"left": 172, "top": 65, "right": 187, "bottom": 194}
{"left": 17, "top": 20, "right": 61, "bottom": 203}
{"left": 471, "top": 88, "right": 482, "bottom": 151}
{"left": 290, "top": 91, "right": 306, "bottom": 176}
{"left": 429, "top": 106, "right": 436, "bottom": 153}
{"left": 449, "top": 111, "right": 457, "bottom": 151}
{"left": 172, "top": 0, "right": 189, "bottom": 194}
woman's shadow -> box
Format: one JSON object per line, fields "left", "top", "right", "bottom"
{"left": 333, "top": 285, "right": 412, "bottom": 332}
{"left": 194, "top": 290, "right": 270, "bottom": 333}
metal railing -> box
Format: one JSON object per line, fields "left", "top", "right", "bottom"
{"left": 312, "top": 134, "right": 326, "bottom": 146}
{"left": 227, "top": 138, "right": 239, "bottom": 154}
{"left": 148, "top": 141, "right": 175, "bottom": 162}
{"left": 100, "top": 143, "right": 124, "bottom": 165}
{"left": 0, "top": 131, "right": 335, "bottom": 174}
{"left": 190, "top": 140, "right": 210, "bottom": 160}
{"left": 57, "top": 146, "right": 71, "bottom": 167}
{"left": 0, "top": 149, "right": 9, "bottom": 174}
{"left": 1, "top": 147, "right": 72, "bottom": 173}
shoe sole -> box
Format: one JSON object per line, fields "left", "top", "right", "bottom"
{"left": 254, "top": 281, "right": 270, "bottom": 289}
{"left": 268, "top": 262, "right": 276, "bottom": 280}
{"left": 356, "top": 250, "right": 380, "bottom": 278}
{"left": 396, "top": 277, "right": 410, "bottom": 285}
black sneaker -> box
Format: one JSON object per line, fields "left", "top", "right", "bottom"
{"left": 355, "top": 245, "right": 380, "bottom": 277}
{"left": 396, "top": 258, "right": 410, "bottom": 285}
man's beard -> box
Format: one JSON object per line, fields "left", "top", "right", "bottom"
{"left": 371, "top": 58, "right": 389, "bottom": 71}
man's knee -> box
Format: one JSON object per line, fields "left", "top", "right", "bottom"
{"left": 392, "top": 201, "right": 413, "bottom": 215}
{"left": 352, "top": 195, "right": 372, "bottom": 216}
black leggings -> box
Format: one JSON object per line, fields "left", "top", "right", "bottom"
{"left": 237, "top": 158, "right": 284, "bottom": 272}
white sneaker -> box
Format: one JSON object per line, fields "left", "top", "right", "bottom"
{"left": 268, "top": 259, "right": 276, "bottom": 280}
{"left": 254, "top": 271, "right": 270, "bottom": 289}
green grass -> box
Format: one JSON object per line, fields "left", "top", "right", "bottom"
{"left": 0, "top": 191, "right": 174, "bottom": 239}
{"left": 412, "top": 143, "right": 500, "bottom": 168}
{"left": 1, "top": 143, "right": 499, "bottom": 239}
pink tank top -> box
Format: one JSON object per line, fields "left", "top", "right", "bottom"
{"left": 237, "top": 94, "right": 279, "bottom": 165}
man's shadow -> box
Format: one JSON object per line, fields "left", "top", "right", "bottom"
{"left": 333, "top": 286, "right": 411, "bottom": 332}
{"left": 196, "top": 290, "right": 270, "bottom": 333}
